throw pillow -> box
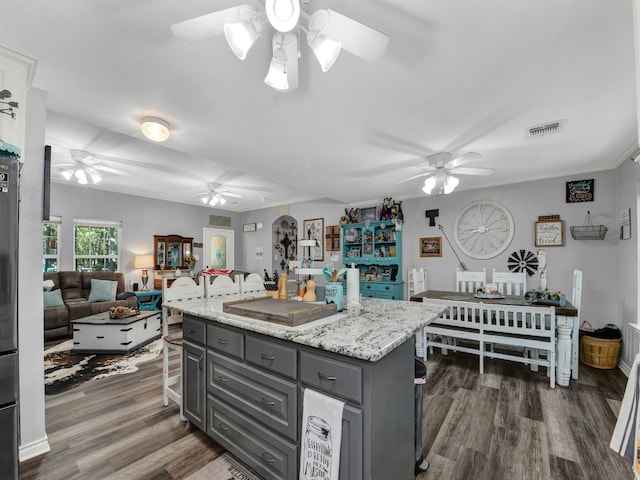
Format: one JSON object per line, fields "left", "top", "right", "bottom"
{"left": 88, "top": 279, "right": 118, "bottom": 302}
{"left": 43, "top": 289, "right": 64, "bottom": 308}
{"left": 116, "top": 291, "right": 136, "bottom": 300}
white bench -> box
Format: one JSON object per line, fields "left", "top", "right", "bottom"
{"left": 423, "top": 299, "right": 556, "bottom": 387}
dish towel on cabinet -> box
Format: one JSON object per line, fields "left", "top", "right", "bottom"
{"left": 300, "top": 388, "right": 344, "bottom": 480}
{"left": 610, "top": 352, "right": 640, "bottom": 478}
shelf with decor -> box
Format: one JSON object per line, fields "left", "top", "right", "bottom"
{"left": 153, "top": 234, "right": 195, "bottom": 289}
{"left": 341, "top": 220, "right": 404, "bottom": 300}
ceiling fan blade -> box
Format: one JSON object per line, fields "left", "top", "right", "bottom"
{"left": 449, "top": 167, "right": 493, "bottom": 176}
{"left": 170, "top": 6, "right": 247, "bottom": 42}
{"left": 219, "top": 191, "right": 243, "bottom": 199}
{"left": 230, "top": 184, "right": 274, "bottom": 192}
{"left": 211, "top": 171, "right": 246, "bottom": 186}
{"left": 447, "top": 152, "right": 481, "bottom": 168}
{"left": 396, "top": 171, "right": 431, "bottom": 184}
{"left": 321, "top": 9, "right": 390, "bottom": 62}
{"left": 366, "top": 130, "right": 434, "bottom": 158}
{"left": 94, "top": 165, "right": 129, "bottom": 176}
{"left": 70, "top": 149, "right": 93, "bottom": 162}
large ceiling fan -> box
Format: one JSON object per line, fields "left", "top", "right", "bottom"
{"left": 396, "top": 152, "right": 494, "bottom": 195}
{"left": 195, "top": 174, "right": 273, "bottom": 206}
{"left": 57, "top": 150, "right": 128, "bottom": 185}
{"left": 170, "top": 0, "right": 390, "bottom": 91}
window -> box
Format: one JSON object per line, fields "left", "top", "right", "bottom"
{"left": 43, "top": 216, "right": 61, "bottom": 272}
{"left": 74, "top": 218, "right": 121, "bottom": 272}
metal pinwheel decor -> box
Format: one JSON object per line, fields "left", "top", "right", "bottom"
{"left": 507, "top": 250, "right": 539, "bottom": 276}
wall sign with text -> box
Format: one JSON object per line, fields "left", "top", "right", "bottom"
{"left": 566, "top": 179, "right": 594, "bottom": 203}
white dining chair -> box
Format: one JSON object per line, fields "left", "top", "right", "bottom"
{"left": 162, "top": 276, "right": 205, "bottom": 421}
{"left": 407, "top": 267, "right": 426, "bottom": 299}
{"left": 407, "top": 268, "right": 428, "bottom": 359}
{"left": 204, "top": 274, "right": 239, "bottom": 298}
{"left": 492, "top": 269, "right": 527, "bottom": 296}
{"left": 456, "top": 269, "right": 486, "bottom": 293}
{"left": 238, "top": 272, "right": 266, "bottom": 298}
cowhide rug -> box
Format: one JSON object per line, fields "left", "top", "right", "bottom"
{"left": 44, "top": 338, "right": 162, "bottom": 396}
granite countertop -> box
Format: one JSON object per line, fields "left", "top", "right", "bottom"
{"left": 168, "top": 296, "right": 443, "bottom": 362}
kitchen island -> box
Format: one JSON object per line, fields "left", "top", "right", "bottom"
{"left": 169, "top": 296, "right": 443, "bottom": 480}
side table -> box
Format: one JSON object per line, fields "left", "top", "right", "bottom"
{"left": 135, "top": 290, "right": 163, "bottom": 311}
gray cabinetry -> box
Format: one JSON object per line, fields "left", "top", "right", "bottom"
{"left": 183, "top": 315, "right": 206, "bottom": 430}
{"left": 183, "top": 341, "right": 205, "bottom": 429}
{"left": 183, "top": 314, "right": 414, "bottom": 480}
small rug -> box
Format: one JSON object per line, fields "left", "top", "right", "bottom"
{"left": 185, "top": 452, "right": 264, "bottom": 480}
{"left": 44, "top": 338, "right": 162, "bottom": 396}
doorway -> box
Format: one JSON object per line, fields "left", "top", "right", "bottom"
{"left": 202, "top": 228, "right": 235, "bottom": 270}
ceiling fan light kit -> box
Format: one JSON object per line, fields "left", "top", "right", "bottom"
{"left": 140, "top": 117, "right": 170, "bottom": 142}
{"left": 423, "top": 171, "right": 459, "bottom": 195}
{"left": 223, "top": 6, "right": 262, "bottom": 60}
{"left": 171, "top": 0, "right": 389, "bottom": 91}
{"left": 201, "top": 193, "right": 227, "bottom": 206}
{"left": 60, "top": 166, "right": 102, "bottom": 185}
{"left": 308, "top": 31, "right": 341, "bottom": 72}
{"left": 265, "top": 0, "right": 300, "bottom": 33}
{"left": 265, "top": 34, "right": 292, "bottom": 90}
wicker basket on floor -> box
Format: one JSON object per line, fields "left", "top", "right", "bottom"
{"left": 580, "top": 336, "right": 621, "bottom": 369}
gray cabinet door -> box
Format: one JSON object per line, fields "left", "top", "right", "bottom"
{"left": 339, "top": 404, "right": 363, "bottom": 480}
{"left": 183, "top": 341, "right": 206, "bottom": 429}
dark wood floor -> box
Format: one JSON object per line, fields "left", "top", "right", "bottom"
{"left": 21, "top": 346, "right": 632, "bottom": 480}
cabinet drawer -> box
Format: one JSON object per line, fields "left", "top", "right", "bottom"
{"left": 207, "top": 324, "right": 244, "bottom": 360}
{"left": 246, "top": 335, "right": 297, "bottom": 380}
{"left": 208, "top": 396, "right": 297, "bottom": 480}
{"left": 183, "top": 315, "right": 205, "bottom": 345}
{"left": 300, "top": 350, "right": 362, "bottom": 404}
{"left": 376, "top": 290, "right": 394, "bottom": 299}
{"left": 208, "top": 352, "right": 297, "bottom": 440}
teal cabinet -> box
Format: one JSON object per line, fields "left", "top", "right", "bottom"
{"left": 341, "top": 220, "right": 404, "bottom": 300}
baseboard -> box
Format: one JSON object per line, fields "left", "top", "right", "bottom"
{"left": 19, "top": 435, "right": 51, "bottom": 462}
{"left": 619, "top": 359, "right": 631, "bottom": 377}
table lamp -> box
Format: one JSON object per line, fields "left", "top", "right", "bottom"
{"left": 134, "top": 255, "right": 154, "bottom": 291}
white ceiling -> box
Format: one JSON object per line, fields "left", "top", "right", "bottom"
{"left": 0, "top": 0, "right": 637, "bottom": 212}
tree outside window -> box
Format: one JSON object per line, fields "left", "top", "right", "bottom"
{"left": 74, "top": 220, "right": 121, "bottom": 272}
{"left": 43, "top": 216, "right": 61, "bottom": 272}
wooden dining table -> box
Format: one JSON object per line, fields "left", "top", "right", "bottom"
{"left": 410, "top": 290, "right": 579, "bottom": 387}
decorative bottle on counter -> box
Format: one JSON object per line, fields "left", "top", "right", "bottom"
{"left": 278, "top": 273, "right": 288, "bottom": 300}
{"left": 302, "top": 278, "right": 317, "bottom": 302}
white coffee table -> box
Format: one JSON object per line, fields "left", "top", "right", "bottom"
{"left": 71, "top": 310, "right": 161, "bottom": 354}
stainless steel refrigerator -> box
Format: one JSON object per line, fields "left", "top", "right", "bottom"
{"left": 0, "top": 155, "right": 19, "bottom": 479}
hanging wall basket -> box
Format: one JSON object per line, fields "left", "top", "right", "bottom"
{"left": 570, "top": 211, "right": 607, "bottom": 240}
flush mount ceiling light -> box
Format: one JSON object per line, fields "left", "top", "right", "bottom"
{"left": 140, "top": 117, "right": 171, "bottom": 142}
{"left": 171, "top": 1, "right": 389, "bottom": 92}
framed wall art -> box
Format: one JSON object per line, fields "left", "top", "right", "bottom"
{"left": 535, "top": 220, "right": 565, "bottom": 246}
{"left": 359, "top": 206, "right": 380, "bottom": 223}
{"left": 420, "top": 237, "right": 442, "bottom": 257}
{"left": 325, "top": 225, "right": 340, "bottom": 251}
{"left": 566, "top": 179, "right": 594, "bottom": 203}
{"left": 303, "top": 218, "right": 324, "bottom": 260}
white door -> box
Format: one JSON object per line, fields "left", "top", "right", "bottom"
{"left": 202, "top": 228, "right": 234, "bottom": 270}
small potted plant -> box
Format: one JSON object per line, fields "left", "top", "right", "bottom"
{"left": 184, "top": 254, "right": 196, "bottom": 269}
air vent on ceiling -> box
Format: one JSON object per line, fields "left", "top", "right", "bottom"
{"left": 526, "top": 120, "right": 565, "bottom": 139}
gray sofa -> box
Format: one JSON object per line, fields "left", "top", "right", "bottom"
{"left": 43, "top": 271, "right": 138, "bottom": 341}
